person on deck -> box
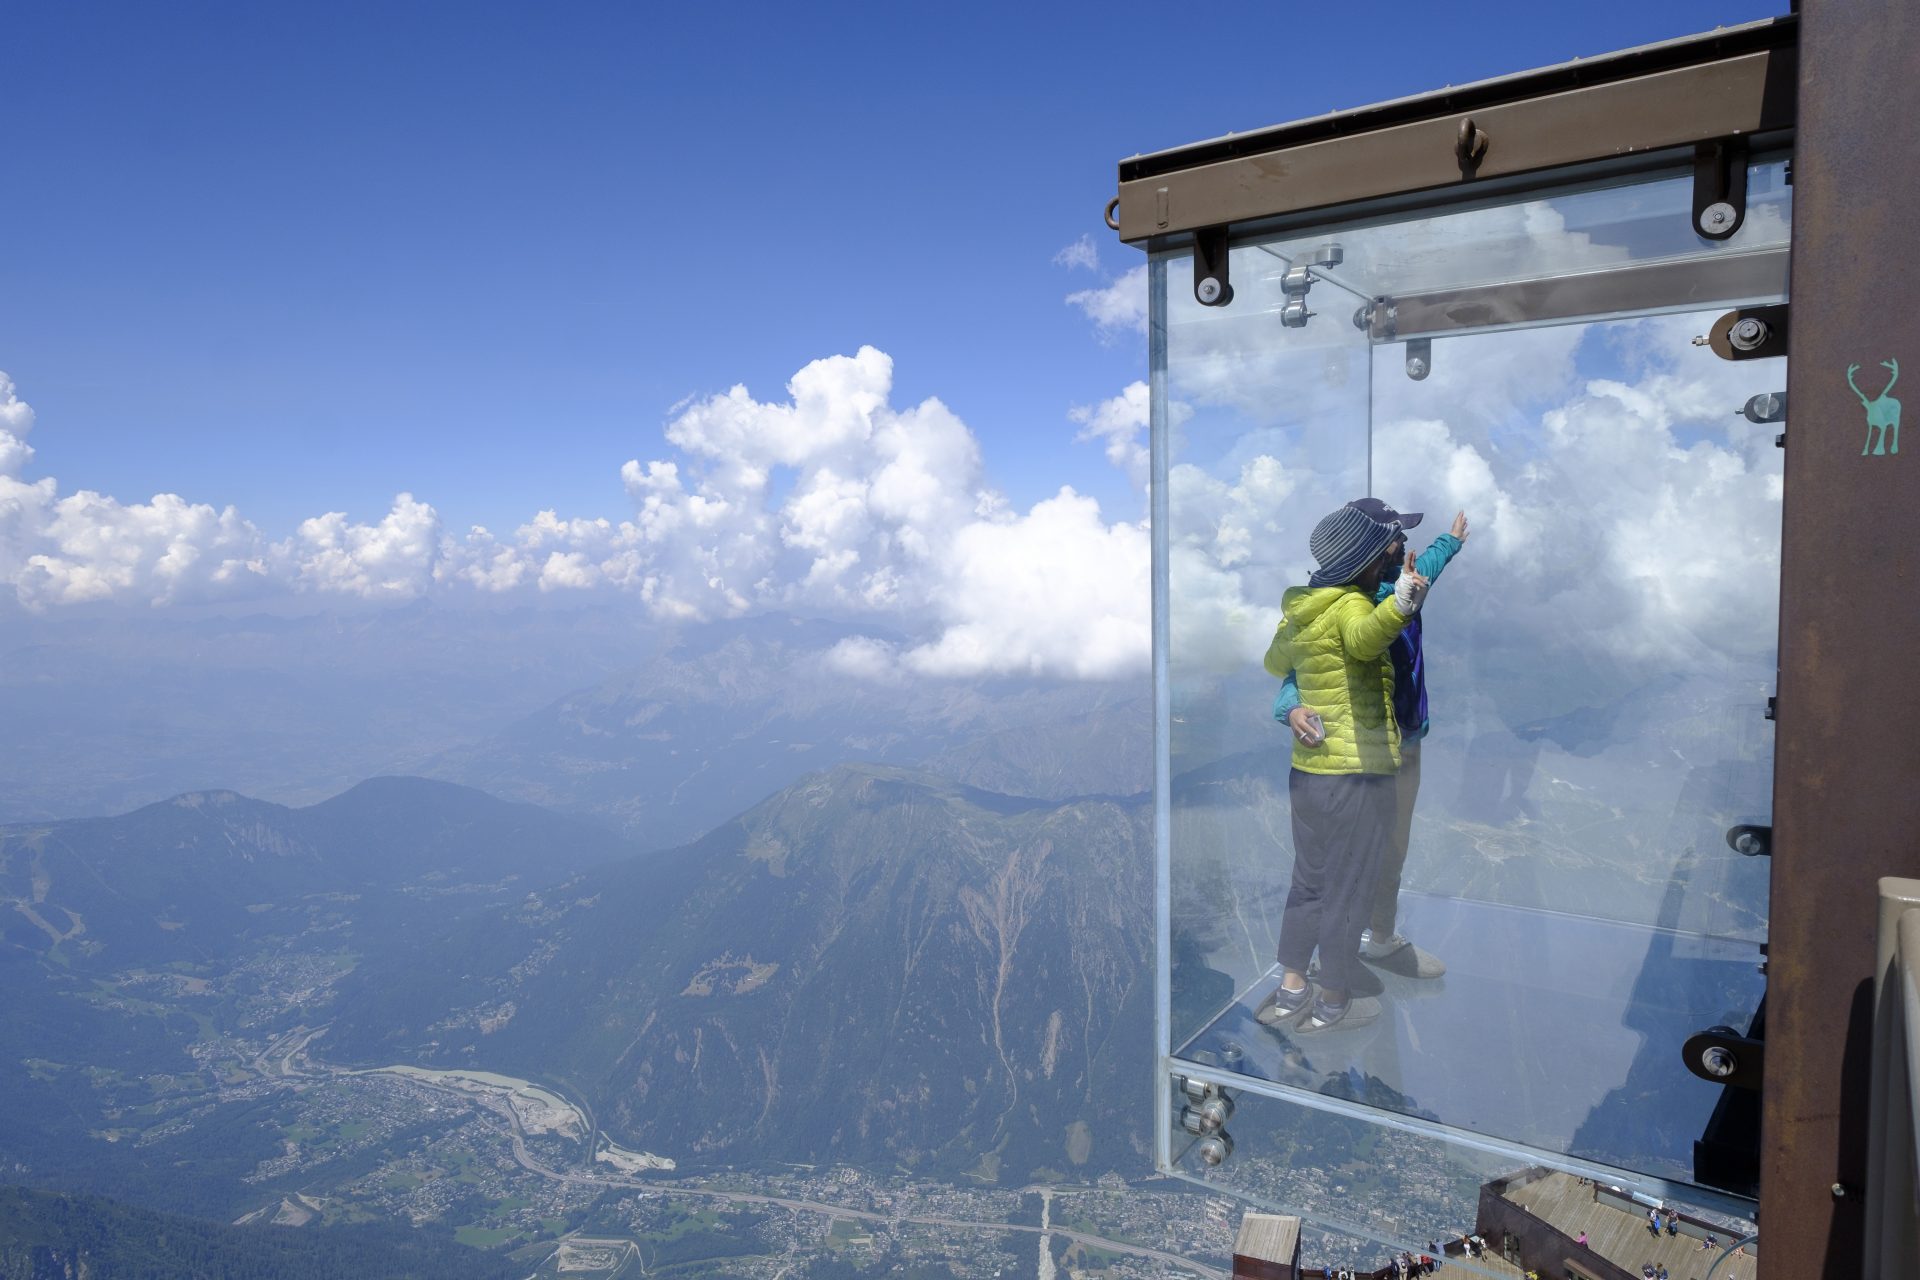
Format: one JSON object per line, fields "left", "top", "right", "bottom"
{"left": 1275, "top": 500, "right": 1468, "bottom": 978}
{"left": 1258, "top": 505, "right": 1429, "bottom": 1032}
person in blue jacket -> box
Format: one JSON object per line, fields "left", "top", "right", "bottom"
{"left": 1275, "top": 498, "right": 1468, "bottom": 978}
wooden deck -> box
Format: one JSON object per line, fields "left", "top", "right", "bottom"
{"left": 1499, "top": 1171, "right": 1755, "bottom": 1280}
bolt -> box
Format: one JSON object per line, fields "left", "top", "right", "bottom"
{"left": 1733, "top": 832, "right": 1763, "bottom": 855}
{"left": 1196, "top": 277, "right": 1222, "bottom": 305}
{"left": 1701, "top": 1046, "right": 1738, "bottom": 1078}
{"left": 1407, "top": 357, "right": 1430, "bottom": 380}
{"left": 1700, "top": 202, "right": 1737, "bottom": 234}
{"left": 1729, "top": 317, "right": 1771, "bottom": 351}
{"left": 1832, "top": 1182, "right": 1848, "bottom": 1199}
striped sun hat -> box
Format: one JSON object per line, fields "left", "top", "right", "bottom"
{"left": 1307, "top": 505, "right": 1400, "bottom": 588}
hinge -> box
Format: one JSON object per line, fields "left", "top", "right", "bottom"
{"left": 1693, "top": 138, "right": 1750, "bottom": 240}
{"left": 1706, "top": 305, "right": 1789, "bottom": 362}
{"left": 1192, "top": 225, "right": 1232, "bottom": 307}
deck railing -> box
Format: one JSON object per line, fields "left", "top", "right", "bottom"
{"left": 1866, "top": 876, "right": 1920, "bottom": 1275}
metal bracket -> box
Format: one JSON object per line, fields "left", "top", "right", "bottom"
{"left": 1707, "top": 305, "right": 1789, "bottom": 361}
{"left": 1406, "top": 337, "right": 1432, "bottom": 380}
{"left": 1170, "top": 1075, "right": 1234, "bottom": 1166}
{"left": 1726, "top": 824, "right": 1772, "bottom": 857}
{"left": 1278, "top": 243, "right": 1343, "bottom": 328}
{"left": 1354, "top": 297, "right": 1397, "bottom": 341}
{"left": 1693, "top": 138, "right": 1750, "bottom": 240}
{"left": 1684, "top": 1026, "right": 1765, "bottom": 1091}
{"left": 1738, "top": 391, "right": 1787, "bottom": 423}
{"left": 1193, "top": 225, "right": 1233, "bottom": 307}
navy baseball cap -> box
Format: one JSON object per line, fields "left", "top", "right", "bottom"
{"left": 1346, "top": 496, "right": 1423, "bottom": 530}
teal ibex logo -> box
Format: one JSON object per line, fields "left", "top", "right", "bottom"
{"left": 1848, "top": 359, "right": 1901, "bottom": 456}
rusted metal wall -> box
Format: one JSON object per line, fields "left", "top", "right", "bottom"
{"left": 1767, "top": 1, "right": 1920, "bottom": 1275}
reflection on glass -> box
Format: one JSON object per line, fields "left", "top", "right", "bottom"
{"left": 1171, "top": 1090, "right": 1761, "bottom": 1279}
{"left": 1156, "top": 161, "right": 1786, "bottom": 1220}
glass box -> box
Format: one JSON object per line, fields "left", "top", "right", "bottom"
{"left": 1150, "top": 157, "right": 1789, "bottom": 1251}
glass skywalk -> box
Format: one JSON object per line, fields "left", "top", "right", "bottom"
{"left": 1152, "top": 157, "right": 1787, "bottom": 1250}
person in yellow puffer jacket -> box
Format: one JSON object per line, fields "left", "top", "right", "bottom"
{"left": 1257, "top": 505, "right": 1429, "bottom": 1033}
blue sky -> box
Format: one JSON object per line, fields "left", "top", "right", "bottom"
{"left": 4, "top": 0, "right": 1781, "bottom": 538}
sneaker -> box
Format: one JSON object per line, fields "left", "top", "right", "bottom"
{"left": 1359, "top": 932, "right": 1446, "bottom": 978}
{"left": 1256, "top": 981, "right": 1314, "bottom": 1027}
{"left": 1296, "top": 993, "right": 1381, "bottom": 1033}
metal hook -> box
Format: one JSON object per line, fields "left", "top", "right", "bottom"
{"left": 1104, "top": 197, "right": 1122, "bottom": 232}
{"left": 1456, "top": 118, "right": 1489, "bottom": 171}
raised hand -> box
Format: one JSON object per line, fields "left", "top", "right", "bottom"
{"left": 1394, "top": 552, "right": 1431, "bottom": 613}
{"left": 1450, "top": 510, "right": 1469, "bottom": 542}
{"left": 1390, "top": 552, "right": 1436, "bottom": 614}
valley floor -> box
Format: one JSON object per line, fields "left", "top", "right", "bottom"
{"left": 91, "top": 1022, "right": 1237, "bottom": 1278}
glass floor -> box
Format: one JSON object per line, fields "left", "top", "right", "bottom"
{"left": 1173, "top": 892, "right": 1764, "bottom": 1182}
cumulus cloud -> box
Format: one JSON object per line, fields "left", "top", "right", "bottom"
{"left": 16, "top": 491, "right": 270, "bottom": 609}
{"left": 0, "top": 372, "right": 35, "bottom": 477}
{"left": 0, "top": 355, "right": 1152, "bottom": 681}
{"left": 1066, "top": 264, "right": 1147, "bottom": 341}
{"left": 899, "top": 488, "right": 1147, "bottom": 680}
{"left": 284, "top": 494, "right": 441, "bottom": 601}
{"left": 1052, "top": 234, "right": 1101, "bottom": 272}
{"left": 1069, "top": 381, "right": 1152, "bottom": 490}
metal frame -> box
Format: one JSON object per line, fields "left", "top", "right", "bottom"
{"left": 1150, "top": 253, "right": 1175, "bottom": 1180}
{"left": 1361, "top": 248, "right": 1790, "bottom": 342}
{"left": 1767, "top": 3, "right": 1920, "bottom": 1276}
{"left": 1165, "top": 1057, "right": 1763, "bottom": 1227}
{"left": 1115, "top": 19, "right": 1796, "bottom": 250}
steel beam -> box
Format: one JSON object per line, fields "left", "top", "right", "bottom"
{"left": 1364, "top": 249, "right": 1790, "bottom": 342}
{"left": 1766, "top": 2, "right": 1920, "bottom": 1276}
{"left": 1115, "top": 24, "right": 1795, "bottom": 245}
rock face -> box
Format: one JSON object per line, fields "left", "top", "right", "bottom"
{"left": 328, "top": 764, "right": 1154, "bottom": 1181}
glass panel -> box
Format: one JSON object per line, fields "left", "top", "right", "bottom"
{"left": 1267, "top": 160, "right": 1791, "bottom": 305}
{"left": 1167, "top": 1088, "right": 1760, "bottom": 1279}
{"left": 1155, "top": 161, "right": 1786, "bottom": 1221}
{"left": 1161, "top": 238, "right": 1377, "bottom": 1053}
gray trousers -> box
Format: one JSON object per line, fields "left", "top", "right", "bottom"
{"left": 1278, "top": 769, "right": 1394, "bottom": 996}
{"left": 1369, "top": 737, "right": 1422, "bottom": 939}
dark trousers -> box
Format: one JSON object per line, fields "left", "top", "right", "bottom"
{"left": 1278, "top": 769, "right": 1394, "bottom": 996}
{"left": 1369, "top": 737, "right": 1422, "bottom": 939}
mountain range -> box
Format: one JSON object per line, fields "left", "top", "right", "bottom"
{"left": 0, "top": 776, "right": 632, "bottom": 974}
{"left": 2, "top": 759, "right": 1155, "bottom": 1217}
{"left": 326, "top": 763, "right": 1153, "bottom": 1180}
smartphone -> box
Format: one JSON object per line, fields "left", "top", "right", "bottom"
{"left": 1294, "top": 712, "right": 1325, "bottom": 745}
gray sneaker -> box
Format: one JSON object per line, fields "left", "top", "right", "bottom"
{"left": 1359, "top": 932, "right": 1446, "bottom": 978}
{"left": 1256, "top": 982, "right": 1315, "bottom": 1027}
{"left": 1296, "top": 993, "right": 1382, "bottom": 1033}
